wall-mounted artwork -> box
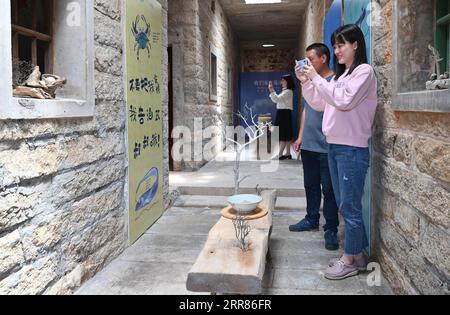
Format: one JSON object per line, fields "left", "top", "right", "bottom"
{"left": 323, "top": 0, "right": 343, "bottom": 70}
{"left": 126, "top": 0, "right": 164, "bottom": 245}
{"left": 343, "top": 0, "right": 372, "bottom": 63}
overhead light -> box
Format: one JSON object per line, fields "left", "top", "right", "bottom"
{"left": 262, "top": 44, "right": 275, "bottom": 47}
{"left": 245, "top": 0, "right": 282, "bottom": 4}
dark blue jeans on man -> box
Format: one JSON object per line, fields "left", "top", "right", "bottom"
{"left": 328, "top": 144, "right": 370, "bottom": 256}
{"left": 301, "top": 149, "right": 339, "bottom": 233}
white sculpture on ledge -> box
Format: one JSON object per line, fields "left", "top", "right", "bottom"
{"left": 219, "top": 105, "right": 271, "bottom": 196}
{"left": 426, "top": 44, "right": 449, "bottom": 90}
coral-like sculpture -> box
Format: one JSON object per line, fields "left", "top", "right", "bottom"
{"left": 232, "top": 215, "right": 251, "bottom": 252}
{"left": 218, "top": 105, "right": 271, "bottom": 195}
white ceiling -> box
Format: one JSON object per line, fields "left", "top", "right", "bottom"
{"left": 218, "top": 0, "right": 309, "bottom": 41}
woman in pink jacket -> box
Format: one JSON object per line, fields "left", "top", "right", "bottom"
{"left": 295, "top": 24, "right": 378, "bottom": 280}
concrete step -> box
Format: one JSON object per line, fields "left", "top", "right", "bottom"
{"left": 173, "top": 195, "right": 306, "bottom": 211}
{"left": 175, "top": 186, "right": 305, "bottom": 197}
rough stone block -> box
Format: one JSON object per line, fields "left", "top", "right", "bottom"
{"left": 64, "top": 182, "right": 124, "bottom": 235}
{"left": 52, "top": 157, "right": 125, "bottom": 205}
{"left": 94, "top": 71, "right": 124, "bottom": 101}
{"left": 94, "top": 44, "right": 123, "bottom": 76}
{"left": 0, "top": 255, "right": 58, "bottom": 295}
{"left": 0, "top": 190, "right": 37, "bottom": 232}
{"left": 374, "top": 158, "right": 450, "bottom": 228}
{"left": 406, "top": 248, "right": 449, "bottom": 295}
{"left": 64, "top": 213, "right": 125, "bottom": 266}
{"left": 94, "top": 0, "right": 121, "bottom": 20}
{"left": 378, "top": 247, "right": 418, "bottom": 295}
{"left": 378, "top": 219, "right": 412, "bottom": 270}
{"left": 94, "top": 10, "right": 122, "bottom": 49}
{"left": 414, "top": 136, "right": 450, "bottom": 184}
{"left": 0, "top": 231, "right": 24, "bottom": 276}
{"left": 421, "top": 224, "right": 450, "bottom": 277}
{"left": 0, "top": 144, "right": 59, "bottom": 187}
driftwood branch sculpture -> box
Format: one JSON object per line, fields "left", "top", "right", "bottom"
{"left": 218, "top": 105, "right": 271, "bottom": 195}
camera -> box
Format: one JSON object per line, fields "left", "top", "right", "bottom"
{"left": 296, "top": 58, "right": 309, "bottom": 72}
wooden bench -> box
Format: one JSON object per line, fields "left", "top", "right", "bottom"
{"left": 186, "top": 190, "right": 277, "bottom": 295}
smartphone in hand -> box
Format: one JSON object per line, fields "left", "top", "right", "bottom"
{"left": 296, "top": 59, "right": 309, "bottom": 72}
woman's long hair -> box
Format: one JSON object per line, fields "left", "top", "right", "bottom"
{"left": 331, "top": 24, "right": 368, "bottom": 80}
{"left": 283, "top": 74, "right": 295, "bottom": 91}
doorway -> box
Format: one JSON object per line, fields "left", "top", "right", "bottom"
{"left": 168, "top": 46, "right": 174, "bottom": 171}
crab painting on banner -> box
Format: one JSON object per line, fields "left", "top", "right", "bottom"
{"left": 125, "top": 0, "right": 163, "bottom": 244}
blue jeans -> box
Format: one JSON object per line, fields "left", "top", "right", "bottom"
{"left": 301, "top": 150, "right": 339, "bottom": 233}
{"left": 328, "top": 144, "right": 370, "bottom": 256}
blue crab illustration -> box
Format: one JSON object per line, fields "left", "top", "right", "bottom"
{"left": 131, "top": 15, "right": 152, "bottom": 60}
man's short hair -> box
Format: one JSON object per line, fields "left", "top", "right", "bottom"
{"left": 306, "top": 43, "right": 331, "bottom": 66}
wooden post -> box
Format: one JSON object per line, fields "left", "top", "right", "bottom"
{"left": 45, "top": 0, "right": 54, "bottom": 73}
{"left": 31, "top": 0, "right": 38, "bottom": 67}
{"left": 12, "top": 0, "right": 19, "bottom": 59}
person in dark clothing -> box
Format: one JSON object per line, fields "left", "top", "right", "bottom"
{"left": 290, "top": 43, "right": 339, "bottom": 252}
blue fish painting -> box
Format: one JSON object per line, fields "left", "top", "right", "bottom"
{"left": 135, "top": 167, "right": 159, "bottom": 211}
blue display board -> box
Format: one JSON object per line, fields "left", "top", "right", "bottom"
{"left": 343, "top": 0, "right": 373, "bottom": 255}
{"left": 343, "top": 0, "right": 372, "bottom": 63}
{"left": 323, "top": 0, "right": 343, "bottom": 70}
{"left": 239, "top": 72, "right": 299, "bottom": 135}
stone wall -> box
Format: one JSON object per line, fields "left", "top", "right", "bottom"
{"left": 372, "top": 0, "right": 450, "bottom": 295}
{"left": 0, "top": 0, "right": 170, "bottom": 294}
{"left": 242, "top": 48, "right": 296, "bottom": 72}
{"left": 168, "top": 0, "right": 239, "bottom": 171}
{"left": 159, "top": 0, "right": 171, "bottom": 208}
{"left": 297, "top": 0, "right": 327, "bottom": 58}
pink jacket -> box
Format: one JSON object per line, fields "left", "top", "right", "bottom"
{"left": 301, "top": 64, "right": 378, "bottom": 148}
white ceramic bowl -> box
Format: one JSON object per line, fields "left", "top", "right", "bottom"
{"left": 228, "top": 194, "right": 263, "bottom": 214}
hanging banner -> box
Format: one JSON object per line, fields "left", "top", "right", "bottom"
{"left": 239, "top": 72, "right": 299, "bottom": 135}
{"left": 125, "top": 0, "right": 163, "bottom": 244}
{"left": 323, "top": 0, "right": 343, "bottom": 70}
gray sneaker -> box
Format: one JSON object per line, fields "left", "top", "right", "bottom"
{"left": 324, "top": 260, "right": 359, "bottom": 280}
{"left": 328, "top": 255, "right": 367, "bottom": 271}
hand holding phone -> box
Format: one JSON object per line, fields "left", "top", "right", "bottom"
{"left": 296, "top": 58, "right": 309, "bottom": 72}
{"left": 268, "top": 81, "right": 274, "bottom": 92}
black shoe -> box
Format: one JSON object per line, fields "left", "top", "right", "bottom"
{"left": 279, "top": 155, "right": 292, "bottom": 161}
{"left": 289, "top": 219, "right": 319, "bottom": 232}
{"left": 324, "top": 230, "right": 339, "bottom": 251}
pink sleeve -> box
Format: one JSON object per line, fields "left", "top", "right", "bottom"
{"left": 301, "top": 79, "right": 327, "bottom": 112}
{"left": 311, "top": 64, "right": 375, "bottom": 111}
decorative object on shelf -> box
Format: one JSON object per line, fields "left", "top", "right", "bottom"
{"left": 12, "top": 64, "right": 67, "bottom": 99}
{"left": 426, "top": 75, "right": 449, "bottom": 90}
{"left": 258, "top": 113, "right": 272, "bottom": 124}
{"left": 227, "top": 194, "right": 263, "bottom": 214}
{"left": 426, "top": 45, "right": 449, "bottom": 90}
{"left": 217, "top": 105, "right": 271, "bottom": 229}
